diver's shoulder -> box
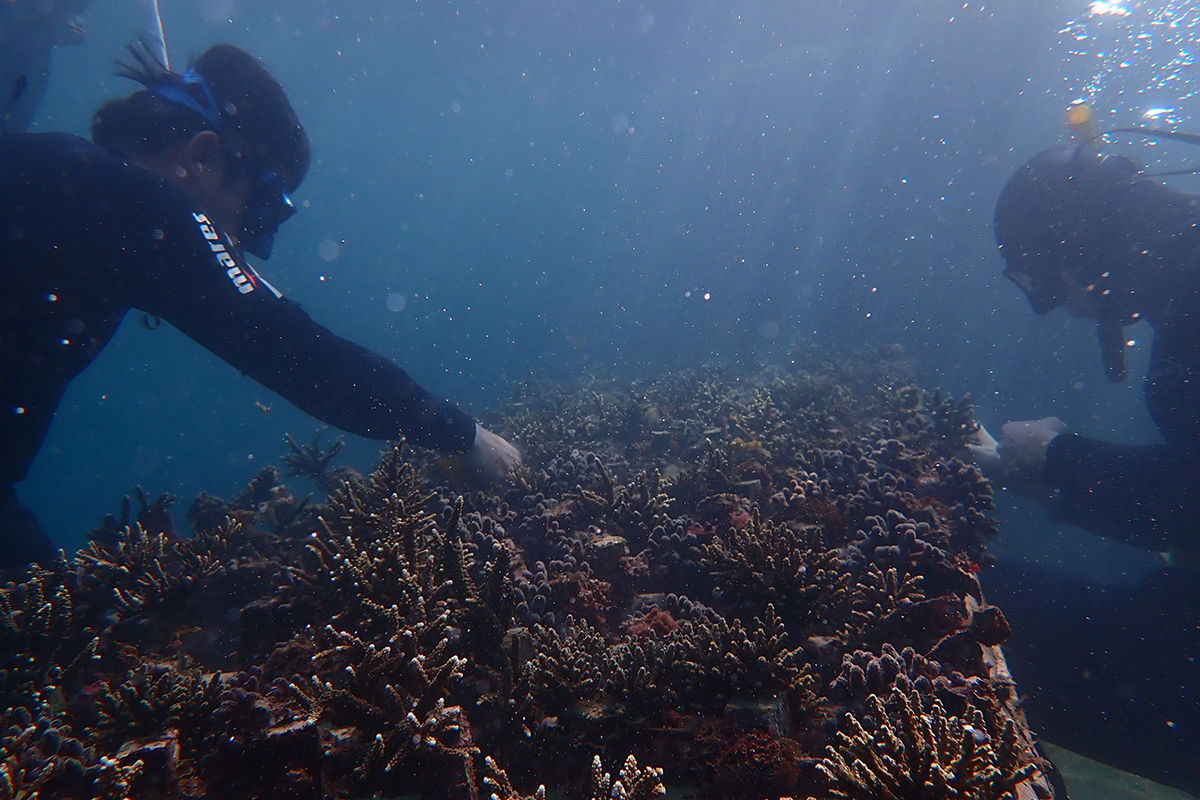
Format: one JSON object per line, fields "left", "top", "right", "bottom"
{"left": 1, "top": 131, "right": 97, "bottom": 156}
{"left": 0, "top": 132, "right": 127, "bottom": 177}
{"left": 0, "top": 132, "right": 179, "bottom": 199}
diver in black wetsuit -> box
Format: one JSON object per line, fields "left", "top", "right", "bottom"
{"left": 0, "top": 44, "right": 521, "bottom": 569}
{"left": 1, "top": 0, "right": 88, "bottom": 132}
{"left": 970, "top": 145, "right": 1200, "bottom": 552}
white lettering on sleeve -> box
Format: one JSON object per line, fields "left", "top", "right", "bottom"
{"left": 192, "top": 212, "right": 256, "bottom": 294}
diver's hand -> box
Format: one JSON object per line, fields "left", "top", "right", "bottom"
{"left": 966, "top": 417, "right": 1065, "bottom": 499}
{"left": 996, "top": 417, "right": 1067, "bottom": 477}
{"left": 470, "top": 424, "right": 522, "bottom": 482}
{"left": 972, "top": 416, "right": 1066, "bottom": 498}
{"left": 964, "top": 423, "right": 1001, "bottom": 467}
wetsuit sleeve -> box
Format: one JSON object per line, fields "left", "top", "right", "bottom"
{"left": 1043, "top": 434, "right": 1195, "bottom": 551}
{"left": 1043, "top": 302, "right": 1200, "bottom": 551}
{"left": 129, "top": 211, "right": 477, "bottom": 453}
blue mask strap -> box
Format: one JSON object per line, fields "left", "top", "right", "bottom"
{"left": 147, "top": 68, "right": 223, "bottom": 130}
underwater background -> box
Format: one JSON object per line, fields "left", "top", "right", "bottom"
{"left": 14, "top": 0, "right": 1200, "bottom": 794}
{"left": 25, "top": 0, "right": 1170, "bottom": 570}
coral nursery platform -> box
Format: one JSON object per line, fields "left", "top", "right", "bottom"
{"left": 0, "top": 355, "right": 1059, "bottom": 799}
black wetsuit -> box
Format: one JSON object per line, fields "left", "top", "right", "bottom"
{"left": 1044, "top": 289, "right": 1200, "bottom": 551}
{"left": 0, "top": 132, "right": 476, "bottom": 566}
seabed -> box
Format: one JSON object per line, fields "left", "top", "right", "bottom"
{"left": 1041, "top": 743, "right": 1196, "bottom": 800}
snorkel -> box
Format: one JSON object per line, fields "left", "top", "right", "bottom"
{"left": 1062, "top": 103, "right": 1134, "bottom": 382}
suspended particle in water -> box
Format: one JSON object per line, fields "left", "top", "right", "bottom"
{"left": 318, "top": 239, "right": 341, "bottom": 261}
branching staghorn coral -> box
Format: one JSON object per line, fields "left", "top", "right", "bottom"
{"left": 843, "top": 565, "right": 927, "bottom": 650}
{"left": 305, "top": 448, "right": 513, "bottom": 652}
{"left": 75, "top": 522, "right": 178, "bottom": 614}
{"left": 0, "top": 565, "right": 97, "bottom": 714}
{"left": 299, "top": 492, "right": 513, "bottom": 663}
{"left": 876, "top": 386, "right": 978, "bottom": 458}
{"left": 586, "top": 753, "right": 667, "bottom": 800}
{"left": 483, "top": 752, "right": 665, "bottom": 800}
{"left": 71, "top": 516, "right": 293, "bottom": 673}
{"left": 818, "top": 689, "right": 1040, "bottom": 800}
{"left": 296, "top": 449, "right": 449, "bottom": 637}
{"left": 283, "top": 426, "right": 347, "bottom": 494}
{"left": 324, "top": 442, "right": 436, "bottom": 536}
{"left": 702, "top": 515, "right": 855, "bottom": 636}
{"left": 75, "top": 517, "right": 274, "bottom": 619}
{"left": 86, "top": 487, "right": 176, "bottom": 547}
{"left": 291, "top": 622, "right": 477, "bottom": 798}
{"left": 89, "top": 663, "right": 223, "bottom": 755}
{"left": 527, "top": 604, "right": 816, "bottom": 725}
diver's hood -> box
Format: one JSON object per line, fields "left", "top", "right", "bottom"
{"left": 994, "top": 147, "right": 1141, "bottom": 310}
{"left": 995, "top": 146, "right": 1200, "bottom": 382}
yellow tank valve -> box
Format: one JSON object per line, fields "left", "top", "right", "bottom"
{"left": 1067, "top": 102, "right": 1095, "bottom": 143}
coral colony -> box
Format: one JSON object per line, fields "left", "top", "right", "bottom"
{"left": 0, "top": 352, "right": 1055, "bottom": 799}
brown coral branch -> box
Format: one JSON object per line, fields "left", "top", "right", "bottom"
{"left": 818, "top": 689, "right": 1040, "bottom": 800}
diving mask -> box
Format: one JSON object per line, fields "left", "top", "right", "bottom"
{"left": 147, "top": 68, "right": 295, "bottom": 258}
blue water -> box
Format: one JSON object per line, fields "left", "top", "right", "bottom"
{"left": 19, "top": 0, "right": 1154, "bottom": 542}
{"left": 15, "top": 0, "right": 1199, "bottom": 787}
{"left": 21, "top": 0, "right": 1166, "bottom": 623}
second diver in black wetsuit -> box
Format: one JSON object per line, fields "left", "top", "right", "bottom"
{"left": 0, "top": 44, "right": 521, "bottom": 569}
{"left": 970, "top": 142, "right": 1200, "bottom": 553}
{"left": 1, "top": 0, "right": 88, "bottom": 132}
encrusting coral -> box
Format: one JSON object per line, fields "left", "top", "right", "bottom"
{"left": 0, "top": 348, "right": 1055, "bottom": 800}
